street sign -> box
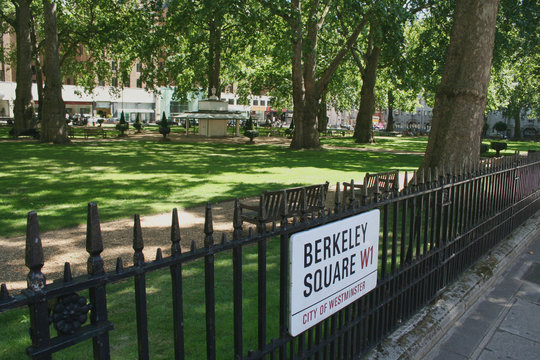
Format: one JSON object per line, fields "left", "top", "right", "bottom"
{"left": 289, "top": 210, "right": 380, "bottom": 336}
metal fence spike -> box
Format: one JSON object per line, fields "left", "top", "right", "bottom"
{"left": 116, "top": 257, "right": 124, "bottom": 273}
{"left": 334, "top": 181, "right": 342, "bottom": 213}
{"left": 221, "top": 233, "right": 226, "bottom": 245}
{"left": 155, "top": 248, "right": 163, "bottom": 261}
{"left": 25, "top": 211, "right": 46, "bottom": 292}
{"left": 190, "top": 240, "right": 196, "bottom": 252}
{"left": 25, "top": 211, "right": 44, "bottom": 270}
{"left": 133, "top": 214, "right": 145, "bottom": 266}
{"left": 1, "top": 284, "right": 10, "bottom": 300}
{"left": 233, "top": 198, "right": 242, "bottom": 230}
{"left": 86, "top": 202, "right": 103, "bottom": 255}
{"left": 63, "top": 262, "right": 73, "bottom": 283}
{"left": 204, "top": 203, "right": 214, "bottom": 248}
{"left": 171, "top": 208, "right": 182, "bottom": 256}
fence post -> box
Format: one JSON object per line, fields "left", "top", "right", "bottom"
{"left": 204, "top": 203, "right": 216, "bottom": 360}
{"left": 86, "top": 202, "right": 111, "bottom": 360}
{"left": 170, "top": 208, "right": 185, "bottom": 360}
{"left": 133, "top": 214, "right": 149, "bottom": 360}
{"left": 25, "top": 212, "right": 51, "bottom": 360}
{"left": 279, "top": 191, "right": 289, "bottom": 359}
{"left": 233, "top": 200, "right": 244, "bottom": 359}
{"left": 334, "top": 182, "right": 342, "bottom": 214}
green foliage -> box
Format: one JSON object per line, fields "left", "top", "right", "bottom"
{"left": 244, "top": 117, "right": 255, "bottom": 131}
{"left": 493, "top": 121, "right": 508, "bottom": 133}
{"left": 133, "top": 113, "right": 143, "bottom": 132}
{"left": 115, "top": 111, "right": 128, "bottom": 136}
{"left": 244, "top": 129, "right": 259, "bottom": 143}
{"left": 490, "top": 141, "right": 507, "bottom": 156}
{"left": 159, "top": 111, "right": 169, "bottom": 128}
{"left": 159, "top": 111, "right": 170, "bottom": 139}
{"left": 480, "top": 143, "right": 490, "bottom": 154}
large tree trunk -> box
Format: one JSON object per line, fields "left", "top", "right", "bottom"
{"left": 30, "top": 18, "right": 44, "bottom": 125}
{"left": 207, "top": 16, "right": 221, "bottom": 98}
{"left": 353, "top": 46, "right": 380, "bottom": 144}
{"left": 512, "top": 109, "right": 521, "bottom": 140}
{"left": 421, "top": 0, "right": 499, "bottom": 171}
{"left": 317, "top": 92, "right": 328, "bottom": 133}
{"left": 13, "top": 0, "right": 34, "bottom": 134}
{"left": 288, "top": 1, "right": 367, "bottom": 150}
{"left": 386, "top": 90, "right": 395, "bottom": 132}
{"left": 41, "top": 0, "right": 67, "bottom": 144}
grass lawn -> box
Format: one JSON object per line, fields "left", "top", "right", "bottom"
{"left": 1, "top": 127, "right": 538, "bottom": 238}
{"left": 0, "top": 133, "right": 423, "bottom": 238}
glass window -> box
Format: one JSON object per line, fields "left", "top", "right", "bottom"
{"left": 253, "top": 99, "right": 259, "bottom": 106}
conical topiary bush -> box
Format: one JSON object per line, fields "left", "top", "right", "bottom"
{"left": 159, "top": 111, "right": 171, "bottom": 140}
{"left": 115, "top": 111, "right": 129, "bottom": 137}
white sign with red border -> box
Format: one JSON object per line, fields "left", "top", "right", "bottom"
{"left": 289, "top": 210, "right": 380, "bottom": 336}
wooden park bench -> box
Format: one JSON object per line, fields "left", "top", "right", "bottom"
{"left": 239, "top": 182, "right": 329, "bottom": 228}
{"left": 9, "top": 127, "right": 40, "bottom": 139}
{"left": 83, "top": 127, "right": 107, "bottom": 139}
{"left": 343, "top": 170, "right": 399, "bottom": 205}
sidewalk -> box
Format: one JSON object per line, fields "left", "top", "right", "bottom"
{"left": 368, "top": 210, "right": 540, "bottom": 360}
{"left": 425, "top": 217, "right": 540, "bottom": 360}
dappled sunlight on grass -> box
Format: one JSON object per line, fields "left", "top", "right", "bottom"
{"left": 0, "top": 139, "right": 425, "bottom": 236}
{"left": 321, "top": 135, "right": 429, "bottom": 152}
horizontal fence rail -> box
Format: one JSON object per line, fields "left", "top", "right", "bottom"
{"left": 1, "top": 153, "right": 539, "bottom": 359}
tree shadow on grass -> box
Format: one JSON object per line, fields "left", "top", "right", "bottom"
{"left": 0, "top": 141, "right": 422, "bottom": 237}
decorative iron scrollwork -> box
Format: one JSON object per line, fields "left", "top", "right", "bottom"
{"left": 51, "top": 293, "right": 90, "bottom": 335}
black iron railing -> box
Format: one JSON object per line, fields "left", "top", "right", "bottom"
{"left": 1, "top": 153, "right": 539, "bottom": 359}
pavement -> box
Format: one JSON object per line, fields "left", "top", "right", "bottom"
{"left": 367, "top": 210, "right": 540, "bottom": 360}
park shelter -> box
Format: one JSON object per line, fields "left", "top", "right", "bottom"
{"left": 174, "top": 90, "right": 248, "bottom": 137}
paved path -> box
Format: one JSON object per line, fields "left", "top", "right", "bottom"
{"left": 425, "top": 225, "right": 540, "bottom": 360}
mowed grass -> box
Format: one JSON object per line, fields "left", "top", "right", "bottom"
{"left": 321, "top": 135, "right": 540, "bottom": 155}
{"left": 0, "top": 135, "right": 423, "bottom": 237}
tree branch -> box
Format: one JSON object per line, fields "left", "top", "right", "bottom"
{"left": 315, "top": 13, "right": 368, "bottom": 97}
{"left": 258, "top": 0, "right": 293, "bottom": 26}
{"left": 349, "top": 46, "right": 365, "bottom": 77}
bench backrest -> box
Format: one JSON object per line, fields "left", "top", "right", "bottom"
{"left": 364, "top": 170, "right": 399, "bottom": 193}
{"left": 260, "top": 182, "right": 329, "bottom": 221}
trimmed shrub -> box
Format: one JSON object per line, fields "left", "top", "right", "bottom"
{"left": 490, "top": 141, "right": 507, "bottom": 157}
{"left": 244, "top": 130, "right": 259, "bottom": 143}
{"left": 115, "top": 111, "right": 129, "bottom": 136}
{"left": 493, "top": 121, "right": 508, "bottom": 134}
{"left": 480, "top": 143, "right": 490, "bottom": 155}
{"left": 133, "top": 113, "right": 144, "bottom": 133}
{"left": 159, "top": 111, "right": 171, "bottom": 140}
